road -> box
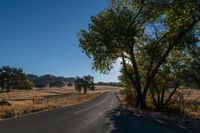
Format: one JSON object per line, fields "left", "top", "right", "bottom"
{"left": 0, "top": 92, "right": 118, "bottom": 133}
{"left": 0, "top": 91, "right": 184, "bottom": 133}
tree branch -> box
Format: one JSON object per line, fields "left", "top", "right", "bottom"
{"left": 143, "top": 18, "right": 199, "bottom": 95}
{"left": 164, "top": 80, "right": 179, "bottom": 106}
{"left": 146, "top": 33, "right": 168, "bottom": 84}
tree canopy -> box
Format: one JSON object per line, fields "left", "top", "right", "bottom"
{"left": 78, "top": 0, "right": 200, "bottom": 109}
{"left": 74, "top": 75, "right": 95, "bottom": 94}
{"left": 0, "top": 66, "right": 34, "bottom": 92}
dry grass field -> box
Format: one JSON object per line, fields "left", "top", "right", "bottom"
{"left": 0, "top": 86, "right": 75, "bottom": 100}
{"left": 118, "top": 88, "right": 200, "bottom": 116}
{"left": 117, "top": 88, "right": 200, "bottom": 132}
{"left": 175, "top": 89, "right": 200, "bottom": 117}
{"left": 0, "top": 86, "right": 120, "bottom": 119}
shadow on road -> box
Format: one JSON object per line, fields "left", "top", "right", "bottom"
{"left": 106, "top": 106, "right": 186, "bottom": 133}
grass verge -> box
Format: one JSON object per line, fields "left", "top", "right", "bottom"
{"left": 0, "top": 92, "right": 101, "bottom": 119}
{"left": 116, "top": 89, "right": 200, "bottom": 133}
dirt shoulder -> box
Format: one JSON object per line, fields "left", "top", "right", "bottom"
{"left": 116, "top": 90, "right": 200, "bottom": 133}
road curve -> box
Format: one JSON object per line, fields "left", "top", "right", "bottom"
{"left": 0, "top": 92, "right": 118, "bottom": 133}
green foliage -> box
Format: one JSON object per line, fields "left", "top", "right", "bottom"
{"left": 74, "top": 75, "right": 95, "bottom": 94}
{"left": 118, "top": 64, "right": 133, "bottom": 90}
{"left": 181, "top": 46, "right": 200, "bottom": 89}
{"left": 49, "top": 80, "right": 65, "bottom": 88}
{"left": 0, "top": 66, "right": 34, "bottom": 92}
{"left": 96, "top": 82, "right": 121, "bottom": 87}
{"left": 124, "top": 88, "right": 136, "bottom": 106}
{"left": 75, "top": 77, "right": 83, "bottom": 92}
{"left": 78, "top": 2, "right": 143, "bottom": 73}
{"left": 78, "top": 0, "right": 200, "bottom": 109}
{"left": 67, "top": 82, "right": 73, "bottom": 87}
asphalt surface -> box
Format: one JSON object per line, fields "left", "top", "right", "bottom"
{"left": 0, "top": 91, "right": 184, "bottom": 133}
{"left": 0, "top": 92, "right": 118, "bottom": 133}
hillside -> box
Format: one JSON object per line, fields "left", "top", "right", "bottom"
{"left": 26, "top": 74, "right": 76, "bottom": 88}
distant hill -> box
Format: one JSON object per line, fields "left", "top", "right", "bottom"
{"left": 26, "top": 74, "right": 76, "bottom": 88}
{"left": 95, "top": 82, "right": 121, "bottom": 87}
{"left": 26, "top": 74, "right": 120, "bottom": 88}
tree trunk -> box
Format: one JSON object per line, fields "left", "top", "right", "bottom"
{"left": 150, "top": 89, "right": 158, "bottom": 109}
{"left": 164, "top": 81, "right": 179, "bottom": 106}
{"left": 7, "top": 84, "right": 10, "bottom": 93}
{"left": 197, "top": 81, "right": 200, "bottom": 90}
{"left": 139, "top": 94, "right": 147, "bottom": 110}
{"left": 121, "top": 55, "right": 142, "bottom": 107}
{"left": 194, "top": 76, "right": 200, "bottom": 89}
{"left": 83, "top": 88, "right": 87, "bottom": 94}
{"left": 129, "top": 44, "right": 144, "bottom": 109}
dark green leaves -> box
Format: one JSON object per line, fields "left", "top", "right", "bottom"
{"left": 74, "top": 75, "right": 95, "bottom": 94}
{"left": 78, "top": 3, "right": 142, "bottom": 73}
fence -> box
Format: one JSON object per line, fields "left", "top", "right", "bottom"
{"left": 0, "top": 93, "right": 80, "bottom": 109}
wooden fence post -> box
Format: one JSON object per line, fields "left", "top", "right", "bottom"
{"left": 33, "top": 98, "right": 35, "bottom": 105}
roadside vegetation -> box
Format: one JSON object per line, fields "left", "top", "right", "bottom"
{"left": 0, "top": 66, "right": 34, "bottom": 92}
{"left": 0, "top": 66, "right": 76, "bottom": 91}
{"left": 74, "top": 75, "right": 95, "bottom": 94}
{"left": 0, "top": 66, "right": 115, "bottom": 119}
{"left": 0, "top": 87, "right": 101, "bottom": 118}
{"left": 78, "top": 0, "right": 200, "bottom": 115}
{"left": 0, "top": 85, "right": 119, "bottom": 119}
{"left": 0, "top": 0, "right": 199, "bottom": 130}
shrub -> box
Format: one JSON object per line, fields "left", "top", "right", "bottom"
{"left": 124, "top": 88, "right": 136, "bottom": 107}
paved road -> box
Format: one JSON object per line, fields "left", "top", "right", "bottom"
{"left": 0, "top": 91, "right": 185, "bottom": 133}
{"left": 0, "top": 92, "right": 118, "bottom": 133}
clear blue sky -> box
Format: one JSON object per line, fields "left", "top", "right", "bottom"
{"left": 0, "top": 0, "right": 120, "bottom": 82}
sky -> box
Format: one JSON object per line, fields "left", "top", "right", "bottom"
{"left": 0, "top": 0, "right": 120, "bottom": 82}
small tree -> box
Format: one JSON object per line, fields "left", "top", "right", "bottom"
{"left": 74, "top": 76, "right": 83, "bottom": 92}
{"left": 49, "top": 81, "right": 65, "bottom": 88}
{"left": 67, "top": 82, "right": 73, "bottom": 87}
{"left": 74, "top": 75, "right": 95, "bottom": 94}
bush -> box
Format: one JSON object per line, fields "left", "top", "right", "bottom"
{"left": 67, "top": 82, "right": 73, "bottom": 87}
{"left": 49, "top": 81, "right": 65, "bottom": 88}
{"left": 124, "top": 88, "right": 136, "bottom": 106}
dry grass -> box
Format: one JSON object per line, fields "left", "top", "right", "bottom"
{"left": 0, "top": 92, "right": 100, "bottom": 118}
{"left": 174, "top": 89, "right": 200, "bottom": 118}
{"left": 117, "top": 88, "right": 200, "bottom": 118}
{"left": 0, "top": 86, "right": 119, "bottom": 119}
{"left": 117, "top": 88, "right": 200, "bottom": 132}
{"left": 0, "top": 86, "right": 76, "bottom": 100}
{"left": 94, "top": 85, "right": 122, "bottom": 92}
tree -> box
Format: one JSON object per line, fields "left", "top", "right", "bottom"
{"left": 74, "top": 76, "right": 83, "bottom": 92}
{"left": 49, "top": 80, "right": 65, "bottom": 88}
{"left": 78, "top": 0, "right": 199, "bottom": 109}
{"left": 67, "top": 82, "right": 73, "bottom": 87}
{"left": 182, "top": 46, "right": 200, "bottom": 89}
{"left": 0, "top": 66, "right": 34, "bottom": 92}
{"left": 149, "top": 53, "right": 181, "bottom": 111}
{"left": 74, "top": 76, "right": 95, "bottom": 94}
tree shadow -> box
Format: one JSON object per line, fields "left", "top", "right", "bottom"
{"left": 105, "top": 106, "right": 187, "bottom": 133}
